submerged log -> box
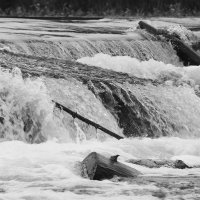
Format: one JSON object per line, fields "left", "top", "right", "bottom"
{"left": 81, "top": 152, "right": 141, "bottom": 180}
{"left": 127, "top": 159, "right": 191, "bottom": 169}
{"left": 138, "top": 21, "right": 200, "bottom": 65}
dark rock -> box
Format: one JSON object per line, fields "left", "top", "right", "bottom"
{"left": 127, "top": 159, "right": 191, "bottom": 169}
{"left": 174, "top": 160, "right": 191, "bottom": 169}
{"left": 128, "top": 159, "right": 158, "bottom": 168}
{"left": 86, "top": 80, "right": 172, "bottom": 137}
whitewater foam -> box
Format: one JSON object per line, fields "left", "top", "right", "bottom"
{"left": 0, "top": 137, "right": 200, "bottom": 199}
{"left": 0, "top": 67, "right": 72, "bottom": 143}
{"left": 0, "top": 18, "right": 200, "bottom": 200}
{"left": 77, "top": 53, "right": 200, "bottom": 86}
{"left": 0, "top": 63, "right": 199, "bottom": 200}
{"left": 165, "top": 24, "right": 198, "bottom": 45}
{"left": 0, "top": 66, "right": 123, "bottom": 143}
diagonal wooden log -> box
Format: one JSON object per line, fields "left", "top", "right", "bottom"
{"left": 81, "top": 152, "right": 141, "bottom": 180}
{"left": 138, "top": 21, "right": 159, "bottom": 35}
{"left": 138, "top": 21, "right": 200, "bottom": 65}
{"left": 54, "top": 101, "right": 123, "bottom": 140}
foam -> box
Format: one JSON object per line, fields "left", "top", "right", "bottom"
{"left": 0, "top": 67, "right": 70, "bottom": 143}
{"left": 0, "top": 137, "right": 200, "bottom": 199}
{"left": 77, "top": 53, "right": 200, "bottom": 86}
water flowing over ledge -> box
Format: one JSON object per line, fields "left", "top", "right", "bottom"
{"left": 0, "top": 18, "right": 183, "bottom": 65}
{"left": 1, "top": 49, "right": 200, "bottom": 140}
{"left": 0, "top": 18, "right": 200, "bottom": 200}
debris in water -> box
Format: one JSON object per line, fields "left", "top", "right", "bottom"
{"left": 127, "top": 159, "right": 191, "bottom": 169}
{"left": 81, "top": 152, "right": 141, "bottom": 180}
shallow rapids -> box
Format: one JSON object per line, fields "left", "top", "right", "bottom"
{"left": 0, "top": 56, "right": 200, "bottom": 199}
{"left": 77, "top": 53, "right": 200, "bottom": 83}
{"left": 0, "top": 138, "right": 200, "bottom": 200}
{"left": 0, "top": 18, "right": 200, "bottom": 200}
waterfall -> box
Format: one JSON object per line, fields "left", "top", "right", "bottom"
{"left": 1, "top": 30, "right": 181, "bottom": 65}
{"left": 0, "top": 67, "right": 122, "bottom": 143}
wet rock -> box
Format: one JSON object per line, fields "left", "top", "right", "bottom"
{"left": 1, "top": 50, "right": 199, "bottom": 138}
{"left": 174, "top": 160, "right": 191, "bottom": 169}
{"left": 127, "top": 159, "right": 191, "bottom": 169}
{"left": 86, "top": 80, "right": 172, "bottom": 137}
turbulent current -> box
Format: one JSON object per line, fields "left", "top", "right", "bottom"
{"left": 0, "top": 18, "right": 200, "bottom": 199}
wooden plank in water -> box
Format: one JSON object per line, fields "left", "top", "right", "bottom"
{"left": 81, "top": 152, "right": 141, "bottom": 180}
{"left": 138, "top": 21, "right": 200, "bottom": 65}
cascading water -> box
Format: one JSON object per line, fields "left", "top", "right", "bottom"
{"left": 0, "top": 18, "right": 200, "bottom": 200}
{"left": 5, "top": 37, "right": 181, "bottom": 64}
{"left": 0, "top": 67, "right": 69, "bottom": 143}
{"left": 1, "top": 29, "right": 181, "bottom": 66}
{"left": 78, "top": 54, "right": 200, "bottom": 137}
{"left": 0, "top": 67, "right": 121, "bottom": 143}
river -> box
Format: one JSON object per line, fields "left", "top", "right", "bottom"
{"left": 0, "top": 17, "right": 200, "bottom": 200}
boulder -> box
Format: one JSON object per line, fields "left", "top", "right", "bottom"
{"left": 127, "top": 159, "right": 191, "bottom": 169}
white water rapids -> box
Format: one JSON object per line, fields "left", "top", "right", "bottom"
{"left": 0, "top": 55, "right": 200, "bottom": 199}
{"left": 0, "top": 138, "right": 200, "bottom": 200}
{"left": 0, "top": 18, "right": 200, "bottom": 199}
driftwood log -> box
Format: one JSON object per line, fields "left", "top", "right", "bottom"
{"left": 54, "top": 101, "right": 123, "bottom": 140}
{"left": 81, "top": 152, "right": 141, "bottom": 180}
{"left": 138, "top": 21, "right": 200, "bottom": 65}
